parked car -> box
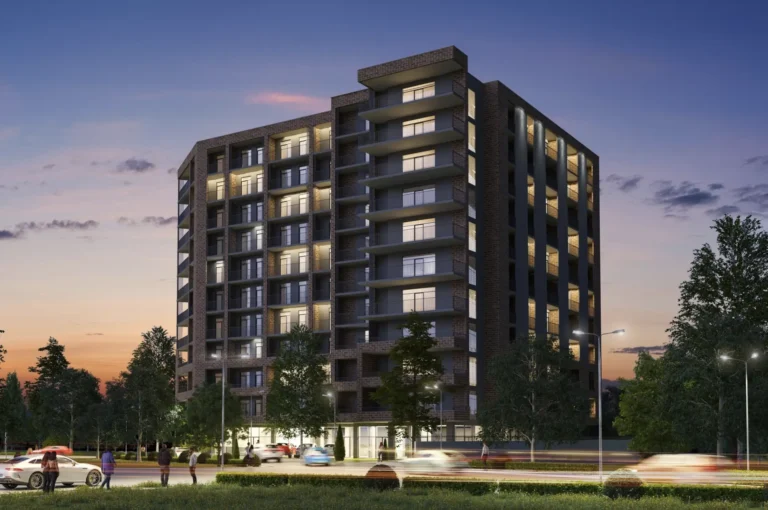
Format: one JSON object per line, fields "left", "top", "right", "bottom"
{"left": 268, "top": 443, "right": 296, "bottom": 458}
{"left": 401, "top": 450, "right": 469, "bottom": 474}
{"left": 31, "top": 446, "right": 73, "bottom": 456}
{"left": 303, "top": 447, "right": 331, "bottom": 466}
{"left": 297, "top": 444, "right": 315, "bottom": 458}
{"left": 1, "top": 454, "right": 102, "bottom": 490}
{"left": 250, "top": 445, "right": 282, "bottom": 463}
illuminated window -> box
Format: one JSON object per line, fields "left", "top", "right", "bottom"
{"left": 403, "top": 254, "right": 435, "bottom": 277}
{"left": 469, "top": 327, "right": 477, "bottom": 353}
{"left": 468, "top": 123, "right": 476, "bottom": 153}
{"left": 468, "top": 89, "right": 476, "bottom": 119}
{"left": 402, "top": 82, "right": 435, "bottom": 103}
{"left": 402, "top": 116, "right": 435, "bottom": 138}
{"left": 469, "top": 392, "right": 477, "bottom": 416}
{"left": 469, "top": 223, "right": 476, "bottom": 252}
{"left": 403, "top": 150, "right": 436, "bottom": 172}
{"left": 469, "top": 357, "right": 477, "bottom": 386}
{"left": 469, "top": 289, "right": 477, "bottom": 319}
{"left": 402, "top": 288, "right": 435, "bottom": 312}
{"left": 403, "top": 186, "right": 435, "bottom": 207}
{"left": 468, "top": 155, "right": 476, "bottom": 185}
{"left": 403, "top": 218, "right": 435, "bottom": 242}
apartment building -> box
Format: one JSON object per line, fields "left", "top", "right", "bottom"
{"left": 175, "top": 46, "right": 600, "bottom": 458}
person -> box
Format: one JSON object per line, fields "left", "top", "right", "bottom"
{"left": 481, "top": 442, "right": 489, "bottom": 470}
{"left": 188, "top": 447, "right": 199, "bottom": 485}
{"left": 26, "top": 447, "right": 33, "bottom": 455}
{"left": 158, "top": 444, "right": 172, "bottom": 487}
{"left": 101, "top": 447, "right": 115, "bottom": 489}
{"left": 245, "top": 443, "right": 252, "bottom": 467}
{"left": 377, "top": 441, "right": 384, "bottom": 463}
{"left": 43, "top": 451, "right": 59, "bottom": 492}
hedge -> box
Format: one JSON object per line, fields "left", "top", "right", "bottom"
{"left": 217, "top": 472, "right": 375, "bottom": 489}
{"left": 468, "top": 460, "right": 608, "bottom": 472}
{"left": 403, "top": 478, "right": 601, "bottom": 496}
{"left": 642, "top": 485, "right": 765, "bottom": 504}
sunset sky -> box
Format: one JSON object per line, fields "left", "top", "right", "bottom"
{"left": 1, "top": 0, "right": 766, "bottom": 386}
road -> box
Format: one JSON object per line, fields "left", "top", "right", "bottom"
{"left": 3, "top": 457, "right": 767, "bottom": 493}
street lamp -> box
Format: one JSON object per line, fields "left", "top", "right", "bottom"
{"left": 720, "top": 352, "right": 759, "bottom": 471}
{"left": 425, "top": 383, "right": 443, "bottom": 450}
{"left": 574, "top": 328, "right": 626, "bottom": 484}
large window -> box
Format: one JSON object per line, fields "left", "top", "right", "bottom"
{"left": 299, "top": 136, "right": 308, "bottom": 156}
{"left": 299, "top": 281, "right": 307, "bottom": 303}
{"left": 454, "top": 425, "right": 475, "bottom": 442}
{"left": 255, "top": 338, "right": 263, "bottom": 358}
{"left": 403, "top": 287, "right": 436, "bottom": 312}
{"left": 402, "top": 82, "right": 435, "bottom": 103}
{"left": 468, "top": 155, "right": 476, "bottom": 185}
{"left": 403, "top": 254, "right": 436, "bottom": 277}
{"left": 469, "top": 289, "right": 477, "bottom": 319}
{"left": 299, "top": 166, "right": 308, "bottom": 184}
{"left": 469, "top": 357, "right": 477, "bottom": 386}
{"left": 469, "top": 222, "right": 476, "bottom": 252}
{"left": 468, "top": 89, "right": 476, "bottom": 119}
{"left": 402, "top": 150, "right": 435, "bottom": 172}
{"left": 299, "top": 223, "right": 308, "bottom": 244}
{"left": 403, "top": 186, "right": 435, "bottom": 207}
{"left": 469, "top": 392, "right": 477, "bottom": 417}
{"left": 281, "top": 168, "right": 291, "bottom": 188}
{"left": 468, "top": 123, "right": 476, "bottom": 153}
{"left": 469, "top": 327, "right": 477, "bottom": 353}
{"left": 402, "top": 116, "right": 435, "bottom": 138}
{"left": 403, "top": 218, "right": 435, "bottom": 242}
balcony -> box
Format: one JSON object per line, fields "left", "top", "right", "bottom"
{"left": 177, "top": 282, "right": 191, "bottom": 300}
{"left": 230, "top": 296, "right": 263, "bottom": 311}
{"left": 268, "top": 293, "right": 308, "bottom": 307}
{"left": 178, "top": 231, "right": 191, "bottom": 252}
{"left": 177, "top": 308, "right": 191, "bottom": 325}
{"left": 361, "top": 296, "right": 467, "bottom": 321}
{"left": 207, "top": 189, "right": 225, "bottom": 203}
{"left": 231, "top": 178, "right": 264, "bottom": 199}
{"left": 568, "top": 240, "right": 579, "bottom": 257}
{"left": 230, "top": 326, "right": 263, "bottom": 339}
{"left": 207, "top": 300, "right": 224, "bottom": 313}
{"left": 207, "top": 216, "right": 224, "bottom": 230}
{"left": 269, "top": 175, "right": 308, "bottom": 196}
{"left": 589, "top": 304, "right": 595, "bottom": 317}
{"left": 335, "top": 153, "right": 369, "bottom": 174}
{"left": 273, "top": 140, "right": 309, "bottom": 162}
{"left": 267, "top": 234, "right": 307, "bottom": 251}
{"left": 314, "top": 165, "right": 331, "bottom": 183}
{"left": 335, "top": 247, "right": 369, "bottom": 265}
{"left": 546, "top": 261, "right": 559, "bottom": 278}
{"left": 207, "top": 273, "right": 225, "bottom": 286}
{"left": 363, "top": 186, "right": 466, "bottom": 222}
{"left": 336, "top": 117, "right": 369, "bottom": 139}
{"left": 314, "top": 318, "right": 331, "bottom": 331}
{"left": 271, "top": 261, "right": 309, "bottom": 279}
{"left": 336, "top": 217, "right": 368, "bottom": 233}
{"left": 364, "top": 221, "right": 466, "bottom": 255}
{"left": 178, "top": 257, "right": 191, "bottom": 277}
{"left": 336, "top": 313, "right": 367, "bottom": 328}
{"left": 362, "top": 150, "right": 464, "bottom": 189}
{"left": 315, "top": 257, "right": 331, "bottom": 272}
{"left": 230, "top": 238, "right": 264, "bottom": 255}
{"left": 177, "top": 335, "right": 190, "bottom": 349}
{"left": 528, "top": 316, "right": 535, "bottom": 330}
{"left": 178, "top": 180, "right": 191, "bottom": 201}
{"left": 207, "top": 244, "right": 224, "bottom": 258}
{"left": 547, "top": 320, "right": 560, "bottom": 335}
{"left": 360, "top": 114, "right": 465, "bottom": 157}
{"left": 336, "top": 280, "right": 368, "bottom": 295}
{"left": 268, "top": 322, "right": 307, "bottom": 336}
{"left": 336, "top": 184, "right": 369, "bottom": 203}
{"left": 314, "top": 198, "right": 332, "bottom": 212}
{"left": 546, "top": 202, "right": 559, "bottom": 219}
{"left": 366, "top": 258, "right": 466, "bottom": 288}
{"left": 230, "top": 210, "right": 263, "bottom": 229}
{"left": 360, "top": 81, "right": 465, "bottom": 124}
{"left": 316, "top": 137, "right": 332, "bottom": 153}
{"left": 229, "top": 269, "right": 263, "bottom": 283}
{"left": 274, "top": 203, "right": 309, "bottom": 220}
{"left": 178, "top": 206, "right": 191, "bottom": 227}
{"left": 230, "top": 150, "right": 264, "bottom": 170}
{"left": 314, "top": 228, "right": 331, "bottom": 242}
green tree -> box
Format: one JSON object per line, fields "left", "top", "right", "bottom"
{"left": 266, "top": 325, "right": 333, "bottom": 442}
{"left": 60, "top": 368, "right": 102, "bottom": 450}
{"left": 372, "top": 313, "right": 443, "bottom": 452}
{"left": 0, "top": 372, "right": 28, "bottom": 451}
{"left": 477, "top": 334, "right": 590, "bottom": 462}
{"left": 104, "top": 378, "right": 132, "bottom": 454}
{"left": 26, "top": 338, "right": 71, "bottom": 445}
{"left": 185, "top": 382, "right": 243, "bottom": 453}
{"left": 602, "top": 386, "right": 622, "bottom": 438}
{"left": 334, "top": 427, "right": 345, "bottom": 461}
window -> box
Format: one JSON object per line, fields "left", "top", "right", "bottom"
{"left": 469, "top": 327, "right": 477, "bottom": 353}
{"left": 469, "top": 357, "right": 477, "bottom": 386}
{"left": 241, "top": 287, "right": 251, "bottom": 308}
{"left": 241, "top": 315, "right": 252, "bottom": 335}
{"left": 240, "top": 399, "right": 251, "bottom": 416}
{"left": 589, "top": 398, "right": 597, "bottom": 418}
{"left": 469, "top": 289, "right": 477, "bottom": 319}
{"left": 299, "top": 136, "right": 308, "bottom": 156}
{"left": 403, "top": 321, "right": 435, "bottom": 338}
{"left": 402, "top": 150, "right": 435, "bottom": 172}
{"left": 299, "top": 166, "right": 308, "bottom": 185}
{"left": 402, "top": 82, "right": 435, "bottom": 103}
{"left": 238, "top": 342, "right": 251, "bottom": 357}
{"left": 403, "top": 254, "right": 436, "bottom": 277}
{"left": 216, "top": 155, "right": 224, "bottom": 173}
{"left": 255, "top": 286, "right": 263, "bottom": 307}
{"left": 299, "top": 281, "right": 307, "bottom": 303}
{"left": 299, "top": 251, "right": 308, "bottom": 273}
{"left": 240, "top": 231, "right": 251, "bottom": 251}
{"left": 254, "top": 396, "right": 263, "bottom": 415}
{"left": 280, "top": 140, "right": 291, "bottom": 159}
{"left": 255, "top": 258, "right": 263, "bottom": 278}
{"left": 403, "top": 219, "right": 435, "bottom": 242}
{"left": 469, "top": 392, "right": 477, "bottom": 417}
{"left": 402, "top": 287, "right": 435, "bottom": 312}
{"left": 469, "top": 222, "right": 476, "bottom": 252}
{"left": 402, "top": 116, "right": 435, "bottom": 138}
{"left": 403, "top": 186, "right": 435, "bottom": 207}
{"left": 256, "top": 202, "right": 263, "bottom": 221}
{"left": 468, "top": 123, "right": 476, "bottom": 153}
{"left": 299, "top": 223, "right": 308, "bottom": 244}
{"left": 255, "top": 226, "right": 263, "bottom": 249}
{"left": 242, "top": 204, "right": 252, "bottom": 223}
{"left": 280, "top": 197, "right": 291, "bottom": 217}
{"left": 215, "top": 261, "right": 224, "bottom": 283}
{"left": 240, "top": 175, "right": 252, "bottom": 196}
{"left": 281, "top": 169, "right": 291, "bottom": 188}
{"left": 280, "top": 254, "right": 291, "bottom": 275}
{"left": 299, "top": 193, "right": 308, "bottom": 214}
{"left": 216, "top": 209, "right": 224, "bottom": 227}
{"left": 468, "top": 155, "right": 476, "bottom": 185}
{"left": 469, "top": 189, "right": 476, "bottom": 219}
{"left": 255, "top": 338, "right": 263, "bottom": 358}
{"left": 469, "top": 259, "right": 476, "bottom": 286}
{"left": 215, "top": 318, "right": 223, "bottom": 339}
{"left": 298, "top": 309, "right": 308, "bottom": 327}
{"left": 364, "top": 330, "right": 370, "bottom": 343}
{"left": 255, "top": 369, "right": 264, "bottom": 387}
{"left": 215, "top": 181, "right": 225, "bottom": 200}
{"left": 281, "top": 225, "right": 291, "bottom": 245}
{"left": 280, "top": 312, "right": 291, "bottom": 333}
{"left": 280, "top": 283, "right": 291, "bottom": 303}
{"left": 468, "top": 89, "right": 476, "bottom": 119}
{"left": 256, "top": 148, "right": 264, "bottom": 165}
{"left": 364, "top": 203, "right": 370, "bottom": 227}
{"left": 255, "top": 314, "right": 263, "bottom": 335}
{"left": 455, "top": 425, "right": 474, "bottom": 442}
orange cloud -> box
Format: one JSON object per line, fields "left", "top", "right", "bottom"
{"left": 245, "top": 91, "right": 328, "bottom": 111}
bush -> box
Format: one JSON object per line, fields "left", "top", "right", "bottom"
{"left": 177, "top": 450, "right": 189, "bottom": 464}
{"left": 147, "top": 452, "right": 158, "bottom": 461}
{"left": 197, "top": 452, "right": 210, "bottom": 464}
{"left": 124, "top": 452, "right": 137, "bottom": 461}
{"left": 217, "top": 473, "right": 375, "bottom": 489}
{"left": 334, "top": 428, "right": 345, "bottom": 462}
{"left": 43, "top": 435, "right": 69, "bottom": 447}
{"left": 603, "top": 469, "right": 644, "bottom": 499}
{"left": 112, "top": 452, "right": 124, "bottom": 460}
{"left": 222, "top": 452, "right": 233, "bottom": 464}
{"left": 644, "top": 484, "right": 764, "bottom": 504}
{"left": 364, "top": 464, "right": 400, "bottom": 491}
{"left": 468, "top": 459, "right": 507, "bottom": 470}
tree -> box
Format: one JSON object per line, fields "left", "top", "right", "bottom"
{"left": 334, "top": 427, "right": 345, "bottom": 461}
{"left": 60, "top": 368, "right": 102, "bottom": 450}
{"left": 185, "top": 382, "right": 243, "bottom": 452}
{"left": 372, "top": 313, "right": 443, "bottom": 452}
{"left": 266, "top": 325, "right": 333, "bottom": 441}
{"left": 104, "top": 378, "right": 132, "bottom": 453}
{"left": 477, "top": 334, "right": 590, "bottom": 462}
{"left": 0, "top": 372, "right": 28, "bottom": 451}
{"left": 26, "top": 338, "right": 71, "bottom": 445}
{"left": 602, "top": 385, "right": 622, "bottom": 438}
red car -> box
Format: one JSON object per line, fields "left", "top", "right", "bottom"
{"left": 32, "top": 445, "right": 73, "bottom": 456}
{"left": 267, "top": 443, "right": 296, "bottom": 458}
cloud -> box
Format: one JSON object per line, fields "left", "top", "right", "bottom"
{"left": 0, "top": 184, "right": 19, "bottom": 191}
{"left": 744, "top": 155, "right": 768, "bottom": 168}
{"left": 649, "top": 180, "right": 719, "bottom": 213}
{"left": 0, "top": 229, "right": 20, "bottom": 240}
{"left": 0, "top": 219, "right": 99, "bottom": 240}
{"left": 85, "top": 333, "right": 104, "bottom": 336}
{"left": 707, "top": 205, "right": 740, "bottom": 217}
{"left": 733, "top": 184, "right": 768, "bottom": 213}
{"left": 0, "top": 126, "right": 20, "bottom": 141}
{"left": 708, "top": 183, "right": 724, "bottom": 191}
{"left": 42, "top": 163, "right": 55, "bottom": 170}
{"left": 664, "top": 213, "right": 689, "bottom": 221}
{"left": 245, "top": 91, "right": 328, "bottom": 111}
{"left": 612, "top": 345, "right": 668, "bottom": 355}
{"left": 606, "top": 174, "right": 643, "bottom": 192}
{"left": 118, "top": 216, "right": 176, "bottom": 227}
{"left": 116, "top": 158, "right": 155, "bottom": 173}
{"left": 117, "top": 217, "right": 135, "bottom": 226}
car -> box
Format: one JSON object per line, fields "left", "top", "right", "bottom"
{"left": 268, "top": 443, "right": 295, "bottom": 458}
{"left": 627, "top": 454, "right": 735, "bottom": 483}
{"left": 303, "top": 447, "right": 331, "bottom": 466}
{"left": 31, "top": 445, "right": 73, "bottom": 456}
{"left": 1, "top": 454, "right": 103, "bottom": 490}
{"left": 249, "top": 445, "right": 282, "bottom": 463}
{"left": 297, "top": 443, "right": 315, "bottom": 458}
{"left": 400, "top": 450, "right": 469, "bottom": 474}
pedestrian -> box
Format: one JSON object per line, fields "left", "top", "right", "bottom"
{"left": 43, "top": 451, "right": 59, "bottom": 493}
{"left": 481, "top": 442, "right": 489, "bottom": 470}
{"left": 245, "top": 443, "right": 252, "bottom": 467}
{"left": 26, "top": 447, "right": 33, "bottom": 455}
{"left": 377, "top": 441, "right": 384, "bottom": 462}
{"left": 101, "top": 447, "right": 115, "bottom": 489}
{"left": 158, "top": 444, "right": 172, "bottom": 487}
{"left": 188, "top": 447, "right": 199, "bottom": 485}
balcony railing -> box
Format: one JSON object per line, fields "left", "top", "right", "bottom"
{"left": 568, "top": 241, "right": 579, "bottom": 257}
{"left": 231, "top": 239, "right": 264, "bottom": 253}
{"left": 178, "top": 258, "right": 191, "bottom": 274}
{"left": 207, "top": 244, "right": 224, "bottom": 257}
{"left": 528, "top": 254, "right": 535, "bottom": 267}
{"left": 315, "top": 258, "right": 331, "bottom": 271}
{"left": 178, "top": 180, "right": 191, "bottom": 199}
{"left": 206, "top": 328, "right": 222, "bottom": 340}
{"left": 546, "top": 262, "right": 559, "bottom": 277}
{"left": 230, "top": 326, "right": 263, "bottom": 338}
{"left": 231, "top": 210, "right": 263, "bottom": 225}
{"left": 208, "top": 161, "right": 224, "bottom": 174}
{"left": 367, "top": 295, "right": 467, "bottom": 316}
{"left": 270, "top": 322, "right": 308, "bottom": 335}
{"left": 316, "top": 137, "right": 332, "bottom": 152}
{"left": 230, "top": 296, "right": 263, "bottom": 310}
{"left": 528, "top": 316, "right": 535, "bottom": 329}
{"left": 207, "top": 300, "right": 224, "bottom": 312}
{"left": 337, "top": 313, "right": 365, "bottom": 325}
{"left": 545, "top": 142, "right": 558, "bottom": 161}
{"left": 207, "top": 274, "right": 225, "bottom": 285}
{"left": 178, "top": 207, "right": 191, "bottom": 226}
{"left": 546, "top": 202, "right": 558, "bottom": 218}
{"left": 315, "top": 198, "right": 332, "bottom": 211}
{"left": 314, "top": 318, "right": 331, "bottom": 331}
{"left": 276, "top": 203, "right": 309, "bottom": 218}
{"left": 268, "top": 235, "right": 307, "bottom": 248}
{"left": 207, "top": 217, "right": 224, "bottom": 229}
{"left": 207, "top": 189, "right": 225, "bottom": 202}
{"left": 314, "top": 165, "right": 331, "bottom": 182}
{"left": 527, "top": 192, "right": 535, "bottom": 206}
{"left": 177, "top": 309, "right": 190, "bottom": 323}
{"left": 275, "top": 141, "right": 309, "bottom": 160}
{"left": 178, "top": 231, "right": 191, "bottom": 250}
{"left": 314, "top": 288, "right": 331, "bottom": 301}
{"left": 314, "top": 228, "right": 331, "bottom": 241}
{"left": 567, "top": 187, "right": 578, "bottom": 202}
{"left": 336, "top": 217, "right": 368, "bottom": 231}
{"left": 231, "top": 151, "right": 264, "bottom": 170}
{"left": 336, "top": 153, "right": 369, "bottom": 168}
{"left": 273, "top": 262, "right": 309, "bottom": 276}
{"left": 336, "top": 248, "right": 368, "bottom": 262}
{"left": 177, "top": 282, "right": 190, "bottom": 299}
{"left": 229, "top": 269, "right": 263, "bottom": 281}
{"left": 268, "top": 293, "right": 307, "bottom": 306}
{"left": 567, "top": 159, "right": 578, "bottom": 173}
{"left": 547, "top": 320, "right": 560, "bottom": 334}
{"left": 371, "top": 186, "right": 465, "bottom": 212}
{"left": 337, "top": 280, "right": 366, "bottom": 293}
{"left": 337, "top": 184, "right": 368, "bottom": 200}
{"left": 569, "top": 300, "right": 579, "bottom": 312}
{"left": 371, "top": 258, "right": 465, "bottom": 280}
{"left": 231, "top": 178, "right": 264, "bottom": 198}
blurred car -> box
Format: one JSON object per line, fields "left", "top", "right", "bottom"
{"left": 401, "top": 450, "right": 469, "bottom": 474}
{"left": 628, "top": 454, "right": 735, "bottom": 483}
{"left": 250, "top": 445, "right": 282, "bottom": 463}
{"left": 1, "top": 454, "right": 102, "bottom": 490}
{"left": 268, "top": 443, "right": 296, "bottom": 458}
{"left": 303, "top": 447, "right": 331, "bottom": 466}
{"left": 297, "top": 443, "right": 315, "bottom": 458}
{"left": 31, "top": 446, "right": 73, "bottom": 456}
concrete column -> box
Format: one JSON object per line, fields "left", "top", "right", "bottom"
{"left": 556, "top": 138, "right": 570, "bottom": 350}
{"left": 513, "top": 108, "right": 529, "bottom": 337}
{"left": 533, "top": 121, "right": 547, "bottom": 336}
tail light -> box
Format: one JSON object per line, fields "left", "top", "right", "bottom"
{"left": 8, "top": 468, "right": 23, "bottom": 472}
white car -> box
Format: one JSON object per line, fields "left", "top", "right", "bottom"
{"left": 1, "top": 454, "right": 103, "bottom": 490}
{"left": 249, "top": 445, "right": 282, "bottom": 462}
{"left": 400, "top": 450, "right": 469, "bottom": 474}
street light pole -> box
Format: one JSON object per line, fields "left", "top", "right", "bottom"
{"left": 720, "top": 353, "right": 758, "bottom": 471}
{"left": 574, "top": 328, "right": 625, "bottom": 484}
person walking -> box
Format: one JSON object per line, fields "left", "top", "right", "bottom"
{"left": 188, "top": 447, "right": 199, "bottom": 485}
{"left": 245, "top": 443, "right": 252, "bottom": 467}
{"left": 26, "top": 447, "right": 33, "bottom": 456}
{"left": 100, "top": 447, "right": 115, "bottom": 489}
{"left": 43, "top": 451, "right": 59, "bottom": 493}
{"left": 377, "top": 441, "right": 384, "bottom": 463}
{"left": 481, "top": 442, "right": 490, "bottom": 470}
{"left": 158, "top": 444, "right": 172, "bottom": 487}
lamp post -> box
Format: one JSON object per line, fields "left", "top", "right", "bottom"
{"left": 574, "top": 328, "right": 625, "bottom": 484}
{"left": 426, "top": 383, "right": 443, "bottom": 450}
{"left": 720, "top": 352, "right": 758, "bottom": 471}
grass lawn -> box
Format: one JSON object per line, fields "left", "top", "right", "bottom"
{"left": 2, "top": 484, "right": 757, "bottom": 509}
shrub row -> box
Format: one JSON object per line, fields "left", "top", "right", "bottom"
{"left": 468, "top": 460, "right": 603, "bottom": 471}
{"left": 216, "top": 472, "right": 375, "bottom": 489}
{"left": 403, "top": 478, "right": 601, "bottom": 496}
